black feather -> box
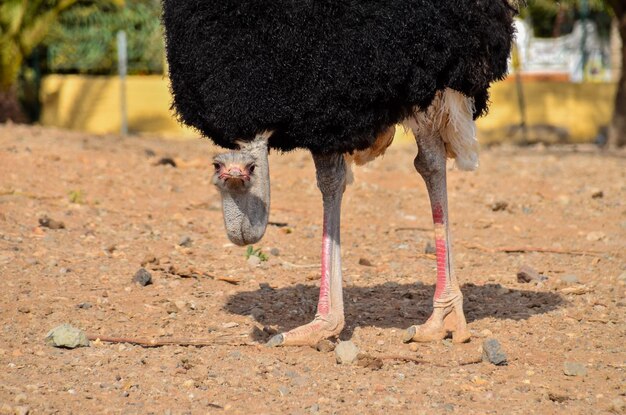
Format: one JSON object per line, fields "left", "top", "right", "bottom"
{"left": 162, "top": 0, "right": 516, "bottom": 154}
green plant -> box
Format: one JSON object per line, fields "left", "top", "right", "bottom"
{"left": 245, "top": 246, "right": 269, "bottom": 262}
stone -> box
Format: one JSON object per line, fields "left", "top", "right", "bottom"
{"left": 516, "top": 265, "right": 546, "bottom": 283}
{"left": 481, "top": 338, "right": 507, "bottom": 365}
{"left": 586, "top": 231, "right": 606, "bottom": 242}
{"left": 424, "top": 242, "right": 436, "bottom": 255}
{"left": 270, "top": 247, "right": 280, "bottom": 256}
{"left": 358, "top": 258, "right": 373, "bottom": 267}
{"left": 278, "top": 385, "right": 290, "bottom": 397}
{"left": 335, "top": 340, "right": 360, "bottom": 364}
{"left": 132, "top": 268, "right": 152, "bottom": 286}
{"left": 356, "top": 353, "right": 384, "bottom": 370}
{"left": 315, "top": 339, "right": 335, "bottom": 353}
{"left": 559, "top": 275, "right": 579, "bottom": 285}
{"left": 247, "top": 255, "right": 261, "bottom": 268}
{"left": 490, "top": 201, "right": 508, "bottom": 212}
{"left": 38, "top": 216, "right": 65, "bottom": 230}
{"left": 45, "top": 324, "right": 90, "bottom": 348}
{"left": 563, "top": 362, "right": 587, "bottom": 377}
{"left": 179, "top": 236, "right": 193, "bottom": 247}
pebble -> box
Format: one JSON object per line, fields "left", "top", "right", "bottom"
{"left": 358, "top": 258, "right": 373, "bottom": 267}
{"left": 563, "top": 362, "right": 587, "bottom": 377}
{"left": 45, "top": 324, "right": 90, "bottom": 348}
{"left": 15, "top": 406, "right": 29, "bottom": 415}
{"left": 590, "top": 189, "right": 604, "bottom": 199}
{"left": 179, "top": 236, "right": 192, "bottom": 247}
{"left": 250, "top": 307, "right": 265, "bottom": 320}
{"left": 356, "top": 354, "right": 384, "bottom": 370}
{"left": 586, "top": 231, "right": 606, "bottom": 242}
{"left": 482, "top": 338, "right": 507, "bottom": 365}
{"left": 516, "top": 265, "right": 546, "bottom": 283}
{"left": 270, "top": 247, "right": 280, "bottom": 256}
{"left": 559, "top": 274, "right": 579, "bottom": 285}
{"left": 132, "top": 268, "right": 152, "bottom": 286}
{"left": 278, "top": 385, "right": 290, "bottom": 397}
{"left": 617, "top": 271, "right": 626, "bottom": 283}
{"left": 424, "top": 242, "right": 436, "bottom": 255}
{"left": 38, "top": 215, "right": 65, "bottom": 230}
{"left": 609, "top": 398, "right": 625, "bottom": 413}
{"left": 335, "top": 340, "right": 360, "bottom": 364}
{"left": 490, "top": 201, "right": 508, "bottom": 212}
{"left": 222, "top": 322, "right": 239, "bottom": 329}
{"left": 315, "top": 339, "right": 335, "bottom": 353}
{"left": 247, "top": 255, "right": 261, "bottom": 268}
{"left": 76, "top": 302, "right": 92, "bottom": 309}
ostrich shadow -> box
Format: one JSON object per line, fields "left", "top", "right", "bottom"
{"left": 224, "top": 281, "right": 565, "bottom": 342}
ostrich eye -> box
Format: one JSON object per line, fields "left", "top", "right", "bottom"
{"left": 247, "top": 164, "right": 256, "bottom": 174}
{"left": 213, "top": 162, "right": 221, "bottom": 171}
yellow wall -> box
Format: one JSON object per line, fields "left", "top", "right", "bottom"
{"left": 40, "top": 75, "right": 616, "bottom": 142}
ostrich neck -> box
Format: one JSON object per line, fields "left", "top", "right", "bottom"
{"left": 220, "top": 137, "right": 270, "bottom": 246}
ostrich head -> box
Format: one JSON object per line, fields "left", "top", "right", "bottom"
{"left": 212, "top": 132, "right": 271, "bottom": 246}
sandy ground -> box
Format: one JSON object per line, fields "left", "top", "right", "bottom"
{"left": 0, "top": 124, "right": 625, "bottom": 415}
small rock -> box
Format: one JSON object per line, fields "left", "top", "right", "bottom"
{"left": 222, "top": 322, "right": 239, "bottom": 329}
{"left": 482, "top": 338, "right": 507, "bottom": 365}
{"left": 270, "top": 247, "right": 280, "bottom": 256}
{"left": 141, "top": 255, "right": 158, "bottom": 266}
{"left": 14, "top": 394, "right": 27, "bottom": 404}
{"left": 356, "top": 353, "right": 384, "bottom": 370}
{"left": 164, "top": 302, "right": 179, "bottom": 314}
{"left": 247, "top": 255, "right": 261, "bottom": 268}
{"left": 45, "top": 324, "right": 90, "bottom": 348}
{"left": 590, "top": 189, "right": 604, "bottom": 199}
{"left": 278, "top": 385, "right": 290, "bottom": 397}
{"left": 335, "top": 340, "right": 360, "bottom": 364}
{"left": 309, "top": 404, "right": 320, "bottom": 414}
{"left": 179, "top": 236, "right": 192, "bottom": 247}
{"left": 156, "top": 157, "right": 177, "bottom": 167}
{"left": 559, "top": 275, "right": 579, "bottom": 285}
{"left": 315, "top": 339, "right": 335, "bottom": 353}
{"left": 76, "top": 302, "right": 92, "bottom": 309}
{"left": 17, "top": 306, "right": 30, "bottom": 314}
{"left": 548, "top": 392, "right": 570, "bottom": 403}
{"left": 490, "top": 201, "right": 508, "bottom": 212}
{"left": 563, "top": 362, "right": 587, "bottom": 377}
{"left": 132, "top": 268, "right": 152, "bottom": 286}
{"left": 250, "top": 307, "right": 265, "bottom": 320}
{"left": 14, "top": 406, "right": 30, "bottom": 415}
{"left": 586, "top": 231, "right": 606, "bottom": 242}
{"left": 617, "top": 271, "right": 626, "bottom": 283}
{"left": 38, "top": 216, "right": 65, "bottom": 230}
{"left": 516, "top": 265, "right": 543, "bottom": 283}
{"left": 358, "top": 258, "right": 373, "bottom": 267}
{"left": 609, "top": 398, "right": 626, "bottom": 413}
{"left": 424, "top": 242, "right": 436, "bottom": 255}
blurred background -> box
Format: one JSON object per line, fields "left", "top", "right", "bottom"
{"left": 0, "top": 0, "right": 624, "bottom": 147}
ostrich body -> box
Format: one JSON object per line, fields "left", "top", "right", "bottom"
{"left": 163, "top": 0, "right": 518, "bottom": 346}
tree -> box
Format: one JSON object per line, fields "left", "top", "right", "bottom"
{"left": 606, "top": 0, "right": 625, "bottom": 147}
{"left": 0, "top": 0, "right": 123, "bottom": 123}
{"left": 0, "top": 0, "right": 79, "bottom": 122}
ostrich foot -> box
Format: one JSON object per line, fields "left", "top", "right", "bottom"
{"left": 267, "top": 314, "right": 344, "bottom": 347}
{"left": 403, "top": 294, "right": 470, "bottom": 344}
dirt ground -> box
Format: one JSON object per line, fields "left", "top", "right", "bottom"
{"left": 0, "top": 124, "right": 624, "bottom": 415}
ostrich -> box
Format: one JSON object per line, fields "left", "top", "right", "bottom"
{"left": 162, "top": 0, "right": 518, "bottom": 347}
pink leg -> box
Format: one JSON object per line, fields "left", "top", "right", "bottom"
{"left": 267, "top": 153, "right": 346, "bottom": 346}
{"left": 404, "top": 135, "right": 470, "bottom": 344}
